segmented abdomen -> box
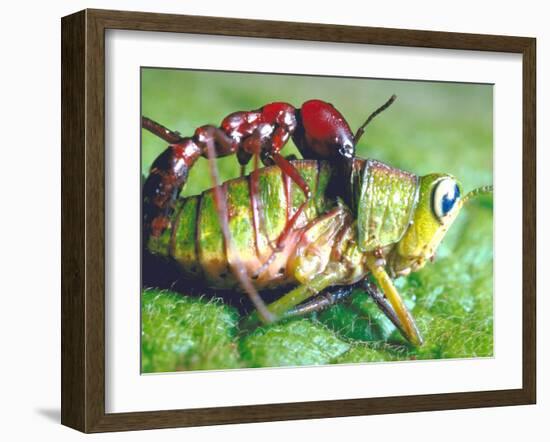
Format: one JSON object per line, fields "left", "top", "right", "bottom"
{"left": 146, "top": 160, "right": 333, "bottom": 290}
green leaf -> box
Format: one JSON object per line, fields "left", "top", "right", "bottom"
{"left": 141, "top": 289, "right": 241, "bottom": 372}
{"left": 240, "top": 319, "right": 350, "bottom": 367}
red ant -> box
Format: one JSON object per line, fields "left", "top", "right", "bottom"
{"left": 142, "top": 96, "right": 396, "bottom": 254}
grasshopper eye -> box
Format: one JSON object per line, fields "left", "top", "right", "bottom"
{"left": 432, "top": 178, "right": 460, "bottom": 220}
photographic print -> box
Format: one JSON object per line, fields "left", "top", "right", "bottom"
{"left": 140, "top": 68, "right": 494, "bottom": 374}
{"left": 61, "top": 10, "right": 535, "bottom": 431}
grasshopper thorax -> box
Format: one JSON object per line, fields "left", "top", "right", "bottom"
{"left": 354, "top": 159, "right": 419, "bottom": 253}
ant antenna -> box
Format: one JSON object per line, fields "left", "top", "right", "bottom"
{"left": 354, "top": 94, "right": 397, "bottom": 144}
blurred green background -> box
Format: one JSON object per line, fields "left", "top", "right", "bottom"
{"left": 141, "top": 68, "right": 493, "bottom": 373}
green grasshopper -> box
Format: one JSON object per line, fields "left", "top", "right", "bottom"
{"left": 142, "top": 98, "right": 492, "bottom": 345}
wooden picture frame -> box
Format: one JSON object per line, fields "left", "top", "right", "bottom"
{"left": 61, "top": 8, "right": 536, "bottom": 433}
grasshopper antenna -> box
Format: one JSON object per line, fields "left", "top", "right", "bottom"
{"left": 458, "top": 185, "right": 494, "bottom": 209}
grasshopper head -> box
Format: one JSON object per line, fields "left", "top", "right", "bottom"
{"left": 388, "top": 173, "right": 465, "bottom": 276}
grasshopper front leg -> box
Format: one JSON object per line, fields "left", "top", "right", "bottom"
{"left": 241, "top": 205, "right": 352, "bottom": 330}
{"left": 282, "top": 286, "right": 354, "bottom": 318}
{"left": 366, "top": 256, "right": 423, "bottom": 346}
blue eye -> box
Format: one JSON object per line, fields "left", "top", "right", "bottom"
{"left": 432, "top": 178, "right": 460, "bottom": 220}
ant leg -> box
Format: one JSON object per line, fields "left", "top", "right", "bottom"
{"left": 263, "top": 126, "right": 311, "bottom": 197}
{"left": 143, "top": 117, "right": 273, "bottom": 323}
{"left": 242, "top": 127, "right": 313, "bottom": 274}
{"left": 193, "top": 124, "right": 238, "bottom": 156}
{"left": 197, "top": 123, "right": 314, "bottom": 282}
{"left": 142, "top": 119, "right": 239, "bottom": 239}
{"left": 251, "top": 151, "right": 313, "bottom": 279}
{"left": 237, "top": 150, "right": 252, "bottom": 177}
{"left": 268, "top": 152, "right": 312, "bottom": 199}
{"left": 270, "top": 152, "right": 312, "bottom": 235}
{"left": 238, "top": 129, "right": 275, "bottom": 261}
{"left": 246, "top": 124, "right": 311, "bottom": 205}
{"left": 142, "top": 117, "right": 202, "bottom": 239}
{"left": 247, "top": 125, "right": 313, "bottom": 277}
{"left": 202, "top": 136, "right": 274, "bottom": 324}
{"left": 243, "top": 208, "right": 350, "bottom": 329}
{"left": 282, "top": 286, "right": 354, "bottom": 318}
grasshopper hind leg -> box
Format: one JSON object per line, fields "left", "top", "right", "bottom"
{"left": 282, "top": 286, "right": 354, "bottom": 319}
{"left": 280, "top": 278, "right": 423, "bottom": 347}
{"left": 359, "top": 279, "right": 410, "bottom": 342}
